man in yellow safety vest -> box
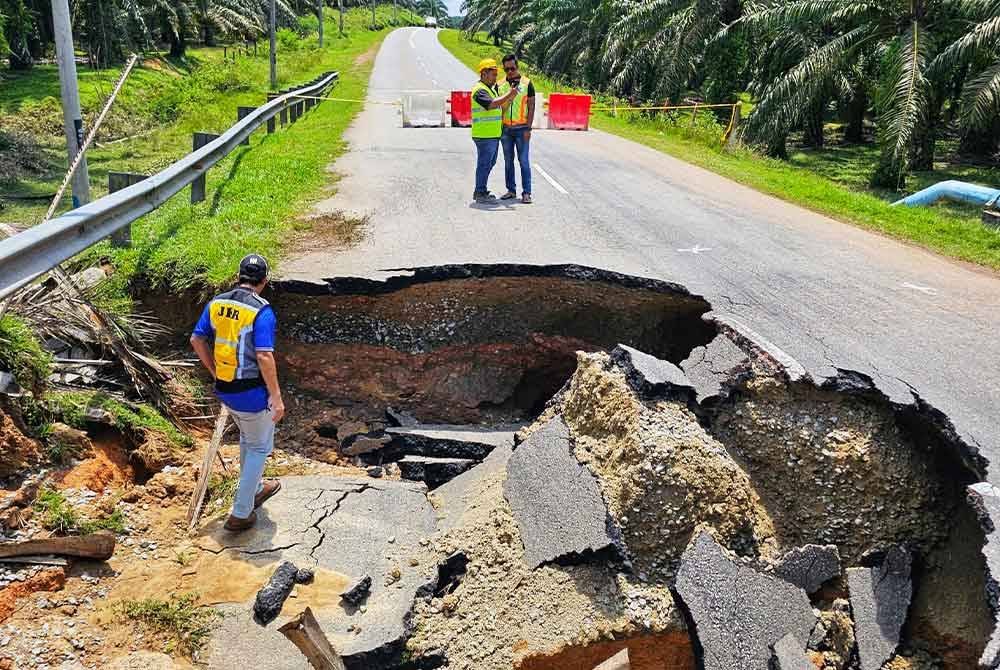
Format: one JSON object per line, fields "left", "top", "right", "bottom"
{"left": 498, "top": 54, "right": 535, "bottom": 204}
{"left": 471, "top": 58, "right": 520, "bottom": 203}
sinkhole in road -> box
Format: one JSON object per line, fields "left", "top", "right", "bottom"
{"left": 254, "top": 265, "right": 993, "bottom": 669}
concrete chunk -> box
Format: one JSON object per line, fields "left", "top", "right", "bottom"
{"left": 397, "top": 455, "right": 477, "bottom": 488}
{"left": 610, "top": 344, "right": 695, "bottom": 399}
{"left": 503, "top": 416, "right": 619, "bottom": 568}
{"left": 774, "top": 544, "right": 841, "bottom": 593}
{"left": 847, "top": 546, "right": 912, "bottom": 670}
{"left": 771, "top": 634, "right": 813, "bottom": 670}
{"left": 675, "top": 531, "right": 815, "bottom": 670}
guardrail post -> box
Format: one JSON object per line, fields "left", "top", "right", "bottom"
{"left": 266, "top": 94, "right": 278, "bottom": 134}
{"left": 107, "top": 172, "right": 148, "bottom": 247}
{"left": 290, "top": 97, "right": 300, "bottom": 123}
{"left": 191, "top": 132, "right": 220, "bottom": 204}
{"left": 279, "top": 90, "right": 289, "bottom": 127}
{"left": 237, "top": 106, "right": 255, "bottom": 145}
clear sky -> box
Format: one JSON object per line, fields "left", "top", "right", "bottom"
{"left": 445, "top": 0, "right": 464, "bottom": 16}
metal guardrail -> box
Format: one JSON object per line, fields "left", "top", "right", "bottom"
{"left": 0, "top": 70, "right": 340, "bottom": 300}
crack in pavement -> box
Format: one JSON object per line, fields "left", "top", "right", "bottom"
{"left": 308, "top": 484, "right": 373, "bottom": 562}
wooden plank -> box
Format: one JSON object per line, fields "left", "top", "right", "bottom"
{"left": 0, "top": 532, "right": 115, "bottom": 560}
{"left": 186, "top": 407, "right": 230, "bottom": 531}
{"left": 278, "top": 607, "right": 346, "bottom": 670}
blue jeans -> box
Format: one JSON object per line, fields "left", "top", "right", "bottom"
{"left": 501, "top": 127, "right": 531, "bottom": 195}
{"left": 473, "top": 137, "right": 500, "bottom": 195}
{"left": 228, "top": 407, "right": 275, "bottom": 518}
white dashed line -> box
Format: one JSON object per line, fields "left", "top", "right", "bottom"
{"left": 534, "top": 164, "right": 568, "bottom": 195}
{"left": 409, "top": 31, "right": 417, "bottom": 49}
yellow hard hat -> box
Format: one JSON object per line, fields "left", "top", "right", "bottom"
{"left": 477, "top": 58, "right": 498, "bottom": 73}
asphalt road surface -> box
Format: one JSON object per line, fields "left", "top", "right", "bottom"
{"left": 282, "top": 27, "right": 1000, "bottom": 482}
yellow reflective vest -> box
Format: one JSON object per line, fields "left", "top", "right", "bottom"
{"left": 471, "top": 80, "right": 503, "bottom": 139}
{"left": 207, "top": 287, "right": 269, "bottom": 383}
{"left": 499, "top": 76, "right": 531, "bottom": 127}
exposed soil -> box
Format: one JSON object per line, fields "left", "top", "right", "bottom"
{"left": 53, "top": 433, "right": 134, "bottom": 493}
{"left": 516, "top": 632, "right": 695, "bottom": 670}
{"left": 0, "top": 398, "right": 43, "bottom": 479}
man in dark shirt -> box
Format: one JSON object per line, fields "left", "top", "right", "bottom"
{"left": 471, "top": 58, "right": 519, "bottom": 203}
{"left": 499, "top": 54, "right": 536, "bottom": 204}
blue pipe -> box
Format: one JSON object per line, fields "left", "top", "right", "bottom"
{"left": 892, "top": 180, "right": 1000, "bottom": 207}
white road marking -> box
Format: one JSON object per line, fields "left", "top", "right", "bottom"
{"left": 409, "top": 31, "right": 417, "bottom": 49}
{"left": 677, "top": 245, "right": 712, "bottom": 254}
{"left": 534, "top": 164, "right": 568, "bottom": 195}
{"left": 902, "top": 282, "right": 938, "bottom": 295}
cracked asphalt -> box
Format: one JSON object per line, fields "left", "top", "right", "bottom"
{"left": 202, "top": 476, "right": 437, "bottom": 669}
{"left": 280, "top": 27, "right": 1000, "bottom": 482}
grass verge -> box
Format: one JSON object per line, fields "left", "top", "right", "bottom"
{"left": 438, "top": 30, "right": 1000, "bottom": 271}
{"left": 2, "top": 8, "right": 418, "bottom": 303}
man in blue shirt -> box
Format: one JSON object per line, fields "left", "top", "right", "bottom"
{"left": 190, "top": 254, "right": 285, "bottom": 531}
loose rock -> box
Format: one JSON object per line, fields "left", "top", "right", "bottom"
{"left": 773, "top": 544, "right": 841, "bottom": 593}
{"left": 847, "top": 546, "right": 912, "bottom": 670}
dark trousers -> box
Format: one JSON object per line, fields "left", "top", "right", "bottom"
{"left": 473, "top": 137, "right": 500, "bottom": 195}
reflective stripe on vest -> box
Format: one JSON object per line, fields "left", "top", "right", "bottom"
{"left": 500, "top": 77, "right": 531, "bottom": 126}
{"left": 207, "top": 288, "right": 269, "bottom": 382}
{"left": 471, "top": 81, "right": 503, "bottom": 139}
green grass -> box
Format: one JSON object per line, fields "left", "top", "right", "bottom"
{"left": 44, "top": 390, "right": 192, "bottom": 449}
{"left": 0, "top": 314, "right": 53, "bottom": 391}
{"left": 1, "top": 8, "right": 419, "bottom": 300}
{"left": 34, "top": 487, "right": 126, "bottom": 535}
{"left": 439, "top": 30, "right": 1000, "bottom": 271}
{"left": 113, "top": 593, "right": 220, "bottom": 656}
{"left": 205, "top": 472, "right": 239, "bottom": 511}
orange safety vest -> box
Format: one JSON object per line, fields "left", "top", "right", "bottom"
{"left": 500, "top": 76, "right": 532, "bottom": 127}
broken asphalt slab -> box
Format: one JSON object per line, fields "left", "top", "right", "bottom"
{"left": 969, "top": 482, "right": 1000, "bottom": 668}
{"left": 503, "top": 416, "right": 622, "bottom": 568}
{"left": 203, "top": 475, "right": 438, "bottom": 669}
{"left": 397, "top": 455, "right": 478, "bottom": 489}
{"left": 771, "top": 633, "right": 814, "bottom": 670}
{"left": 674, "top": 531, "right": 815, "bottom": 670}
{"left": 384, "top": 424, "right": 520, "bottom": 461}
{"left": 772, "top": 544, "right": 842, "bottom": 594}
{"left": 680, "top": 333, "right": 751, "bottom": 403}
{"left": 847, "top": 546, "right": 912, "bottom": 670}
{"left": 610, "top": 344, "right": 696, "bottom": 400}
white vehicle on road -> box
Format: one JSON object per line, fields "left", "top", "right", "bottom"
{"left": 424, "top": 16, "right": 438, "bottom": 28}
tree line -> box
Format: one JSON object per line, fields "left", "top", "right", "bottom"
{"left": 0, "top": 0, "right": 447, "bottom": 69}
{"left": 463, "top": 0, "right": 1000, "bottom": 187}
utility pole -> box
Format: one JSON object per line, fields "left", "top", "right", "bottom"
{"left": 371, "top": 0, "right": 376, "bottom": 29}
{"left": 317, "top": 0, "right": 324, "bottom": 47}
{"left": 269, "top": 0, "right": 277, "bottom": 90}
{"left": 51, "top": 0, "right": 89, "bottom": 208}
{"left": 338, "top": 0, "right": 344, "bottom": 36}
{"left": 392, "top": 0, "right": 397, "bottom": 25}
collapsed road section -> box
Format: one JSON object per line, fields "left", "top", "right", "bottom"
{"left": 2, "top": 264, "right": 997, "bottom": 669}
{"left": 247, "top": 264, "right": 995, "bottom": 669}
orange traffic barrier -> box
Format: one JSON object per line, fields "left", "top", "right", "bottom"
{"left": 548, "top": 93, "right": 592, "bottom": 130}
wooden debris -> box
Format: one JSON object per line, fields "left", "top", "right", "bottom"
{"left": 186, "top": 406, "right": 230, "bottom": 532}
{"left": 593, "top": 648, "right": 630, "bottom": 670}
{"left": 0, "top": 532, "right": 115, "bottom": 561}
{"left": 278, "top": 607, "right": 346, "bottom": 670}
{"left": 0, "top": 555, "right": 69, "bottom": 566}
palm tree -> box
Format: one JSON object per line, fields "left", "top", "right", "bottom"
{"left": 418, "top": 0, "right": 447, "bottom": 20}
{"left": 603, "top": 0, "right": 746, "bottom": 101}
{"left": 932, "top": 0, "right": 1000, "bottom": 155}
{"left": 191, "top": 0, "right": 266, "bottom": 45}
{"left": 732, "top": 0, "right": 978, "bottom": 188}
